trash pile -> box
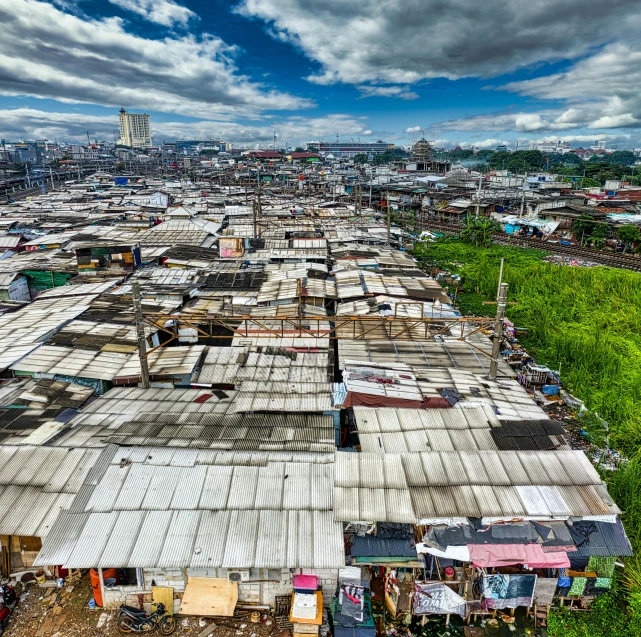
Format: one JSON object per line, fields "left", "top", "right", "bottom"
{"left": 543, "top": 255, "right": 597, "bottom": 267}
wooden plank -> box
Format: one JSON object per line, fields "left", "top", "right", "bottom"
{"left": 153, "top": 586, "right": 174, "bottom": 616}
{"left": 180, "top": 577, "right": 238, "bottom": 617}
{"left": 198, "top": 622, "right": 217, "bottom": 637}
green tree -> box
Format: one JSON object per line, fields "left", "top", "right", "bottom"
{"left": 488, "top": 151, "right": 512, "bottom": 170}
{"left": 476, "top": 149, "right": 495, "bottom": 161}
{"left": 561, "top": 153, "right": 584, "bottom": 166}
{"left": 353, "top": 153, "right": 369, "bottom": 164}
{"left": 581, "top": 177, "right": 601, "bottom": 188}
{"left": 294, "top": 147, "right": 305, "bottom": 152}
{"left": 573, "top": 214, "right": 597, "bottom": 244}
{"left": 459, "top": 216, "right": 501, "bottom": 247}
{"left": 607, "top": 150, "right": 636, "bottom": 166}
{"left": 618, "top": 225, "right": 640, "bottom": 252}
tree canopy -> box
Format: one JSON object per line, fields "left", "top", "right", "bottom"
{"left": 459, "top": 215, "right": 501, "bottom": 247}
{"left": 618, "top": 225, "right": 640, "bottom": 252}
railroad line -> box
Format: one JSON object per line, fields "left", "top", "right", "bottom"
{"left": 421, "top": 220, "right": 641, "bottom": 272}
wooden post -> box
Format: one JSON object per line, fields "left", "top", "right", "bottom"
{"left": 98, "top": 567, "right": 106, "bottom": 607}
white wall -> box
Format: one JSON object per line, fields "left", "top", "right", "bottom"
{"left": 99, "top": 567, "right": 339, "bottom": 611}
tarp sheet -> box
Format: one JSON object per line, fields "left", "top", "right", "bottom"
{"left": 482, "top": 574, "right": 536, "bottom": 610}
{"left": 416, "top": 543, "right": 470, "bottom": 562}
{"left": 413, "top": 582, "right": 467, "bottom": 617}
{"left": 468, "top": 544, "right": 569, "bottom": 568}
{"left": 343, "top": 391, "right": 450, "bottom": 409}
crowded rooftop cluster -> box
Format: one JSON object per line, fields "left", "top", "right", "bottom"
{"left": 0, "top": 170, "right": 631, "bottom": 634}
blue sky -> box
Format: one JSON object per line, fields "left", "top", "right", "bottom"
{"left": 1, "top": 0, "right": 641, "bottom": 148}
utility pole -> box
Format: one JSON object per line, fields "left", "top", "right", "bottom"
{"left": 489, "top": 282, "right": 508, "bottom": 381}
{"left": 49, "top": 166, "right": 55, "bottom": 190}
{"left": 255, "top": 178, "right": 261, "bottom": 238}
{"left": 132, "top": 280, "right": 150, "bottom": 389}
{"left": 252, "top": 197, "right": 257, "bottom": 238}
{"left": 519, "top": 171, "right": 527, "bottom": 217}
{"left": 475, "top": 172, "right": 483, "bottom": 217}
{"left": 386, "top": 191, "right": 391, "bottom": 244}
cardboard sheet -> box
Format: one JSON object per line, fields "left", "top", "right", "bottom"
{"left": 180, "top": 578, "right": 238, "bottom": 617}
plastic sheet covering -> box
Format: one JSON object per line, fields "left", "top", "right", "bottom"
{"left": 412, "top": 582, "right": 467, "bottom": 617}
{"left": 482, "top": 574, "right": 536, "bottom": 610}
{"left": 468, "top": 544, "right": 569, "bottom": 568}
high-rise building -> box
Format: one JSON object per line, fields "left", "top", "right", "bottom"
{"left": 118, "top": 108, "right": 152, "bottom": 149}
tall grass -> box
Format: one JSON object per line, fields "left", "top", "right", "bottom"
{"left": 415, "top": 242, "right": 641, "bottom": 456}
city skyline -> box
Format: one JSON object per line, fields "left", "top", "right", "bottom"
{"left": 1, "top": 0, "right": 641, "bottom": 148}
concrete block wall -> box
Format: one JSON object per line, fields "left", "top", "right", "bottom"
{"left": 126, "top": 567, "right": 340, "bottom": 610}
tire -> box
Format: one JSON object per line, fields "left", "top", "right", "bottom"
{"left": 159, "top": 616, "right": 177, "bottom": 635}
{"left": 117, "top": 617, "right": 134, "bottom": 634}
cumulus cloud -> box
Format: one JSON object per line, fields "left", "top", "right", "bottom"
{"left": 404, "top": 126, "right": 423, "bottom": 134}
{"left": 503, "top": 43, "right": 641, "bottom": 130}
{"left": 0, "top": 0, "right": 312, "bottom": 120}
{"left": 434, "top": 42, "right": 641, "bottom": 135}
{"left": 361, "top": 130, "right": 372, "bottom": 136}
{"left": 108, "top": 0, "right": 196, "bottom": 27}
{"left": 0, "top": 108, "right": 369, "bottom": 146}
{"left": 238, "top": 0, "right": 641, "bottom": 85}
{"left": 358, "top": 86, "right": 419, "bottom": 100}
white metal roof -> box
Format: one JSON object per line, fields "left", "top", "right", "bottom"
{"left": 34, "top": 446, "right": 343, "bottom": 569}
{"left": 354, "top": 406, "right": 500, "bottom": 453}
{"left": 333, "top": 450, "right": 616, "bottom": 523}
{"left": 0, "top": 445, "right": 101, "bottom": 536}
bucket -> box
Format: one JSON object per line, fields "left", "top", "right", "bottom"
{"left": 444, "top": 567, "right": 455, "bottom": 581}
{"left": 90, "top": 568, "right": 118, "bottom": 607}
{"left": 35, "top": 570, "right": 46, "bottom": 584}
{"left": 251, "top": 612, "right": 260, "bottom": 623}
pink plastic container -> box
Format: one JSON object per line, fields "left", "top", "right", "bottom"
{"left": 293, "top": 574, "right": 318, "bottom": 592}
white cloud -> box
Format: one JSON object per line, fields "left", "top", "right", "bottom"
{"left": 404, "top": 126, "right": 422, "bottom": 134}
{"left": 238, "top": 0, "right": 641, "bottom": 85}
{"left": 361, "top": 130, "right": 372, "bottom": 136}
{"left": 0, "top": 0, "right": 312, "bottom": 120}
{"left": 501, "top": 43, "right": 641, "bottom": 131}
{"left": 0, "top": 108, "right": 369, "bottom": 146}
{"left": 108, "top": 0, "right": 196, "bottom": 27}
{"left": 358, "top": 86, "right": 419, "bottom": 100}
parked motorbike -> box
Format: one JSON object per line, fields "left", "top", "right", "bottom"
{"left": 0, "top": 583, "right": 18, "bottom": 636}
{"left": 117, "top": 601, "right": 176, "bottom": 634}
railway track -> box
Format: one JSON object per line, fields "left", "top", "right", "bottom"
{"left": 421, "top": 220, "right": 641, "bottom": 272}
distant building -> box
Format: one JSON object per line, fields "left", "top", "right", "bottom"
{"left": 118, "top": 108, "right": 152, "bottom": 149}
{"left": 11, "top": 142, "right": 42, "bottom": 163}
{"left": 69, "top": 145, "right": 100, "bottom": 161}
{"left": 306, "top": 140, "right": 393, "bottom": 158}
{"left": 531, "top": 140, "right": 572, "bottom": 154}
{"left": 175, "top": 139, "right": 230, "bottom": 154}
{"left": 243, "top": 150, "right": 282, "bottom": 160}
{"left": 400, "top": 138, "right": 451, "bottom": 173}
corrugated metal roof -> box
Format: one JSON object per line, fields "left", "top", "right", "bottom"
{"left": 333, "top": 451, "right": 614, "bottom": 522}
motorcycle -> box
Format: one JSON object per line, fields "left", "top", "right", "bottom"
{"left": 117, "top": 601, "right": 176, "bottom": 634}
{"left": 0, "top": 583, "right": 18, "bottom": 636}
